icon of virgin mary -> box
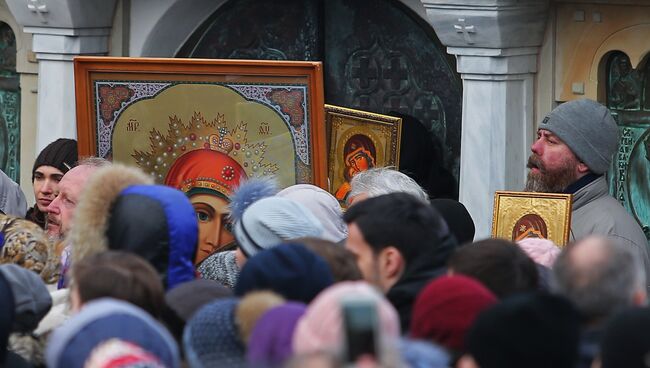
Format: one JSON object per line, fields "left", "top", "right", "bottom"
{"left": 334, "top": 134, "right": 377, "bottom": 201}
{"left": 512, "top": 213, "right": 548, "bottom": 241}
{"left": 165, "top": 145, "right": 247, "bottom": 264}
{"left": 132, "top": 113, "right": 278, "bottom": 265}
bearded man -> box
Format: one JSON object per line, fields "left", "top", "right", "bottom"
{"left": 525, "top": 98, "right": 650, "bottom": 290}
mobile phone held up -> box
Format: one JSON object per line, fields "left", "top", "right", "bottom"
{"left": 341, "top": 296, "right": 380, "bottom": 365}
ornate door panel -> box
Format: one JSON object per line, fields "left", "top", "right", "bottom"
{"left": 178, "top": 0, "right": 461, "bottom": 197}
{"left": 0, "top": 23, "right": 20, "bottom": 183}
{"left": 607, "top": 52, "right": 650, "bottom": 240}
{"left": 323, "top": 0, "right": 461, "bottom": 185}
{"left": 176, "top": 0, "right": 322, "bottom": 61}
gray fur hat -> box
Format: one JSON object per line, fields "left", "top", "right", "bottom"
{"left": 539, "top": 99, "right": 619, "bottom": 174}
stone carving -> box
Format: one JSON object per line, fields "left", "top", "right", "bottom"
{"left": 454, "top": 18, "right": 475, "bottom": 45}
{"left": 26, "top": 0, "right": 48, "bottom": 24}
{"left": 26, "top": 0, "right": 47, "bottom": 13}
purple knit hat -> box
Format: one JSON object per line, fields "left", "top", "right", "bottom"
{"left": 247, "top": 302, "right": 306, "bottom": 367}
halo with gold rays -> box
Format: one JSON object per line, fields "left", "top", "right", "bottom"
{"left": 133, "top": 111, "right": 279, "bottom": 183}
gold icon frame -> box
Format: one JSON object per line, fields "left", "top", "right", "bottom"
{"left": 492, "top": 191, "right": 573, "bottom": 247}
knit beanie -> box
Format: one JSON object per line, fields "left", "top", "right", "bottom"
{"left": 0, "top": 264, "right": 52, "bottom": 333}
{"left": 183, "top": 298, "right": 246, "bottom": 368}
{"left": 32, "top": 138, "right": 77, "bottom": 180}
{"left": 410, "top": 275, "right": 497, "bottom": 352}
{"left": 538, "top": 99, "right": 618, "bottom": 174}
{"left": 247, "top": 302, "right": 307, "bottom": 367}
{"left": 46, "top": 298, "right": 180, "bottom": 368}
{"left": 276, "top": 184, "right": 347, "bottom": 242}
{"left": 0, "top": 214, "right": 59, "bottom": 283}
{"left": 293, "top": 281, "right": 400, "bottom": 357}
{"left": 600, "top": 307, "right": 650, "bottom": 368}
{"left": 233, "top": 197, "right": 323, "bottom": 258}
{"left": 234, "top": 243, "right": 334, "bottom": 303}
{"left": 197, "top": 250, "right": 239, "bottom": 288}
{"left": 465, "top": 293, "right": 580, "bottom": 368}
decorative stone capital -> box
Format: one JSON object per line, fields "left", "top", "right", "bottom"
{"left": 27, "top": 27, "right": 111, "bottom": 60}
{"left": 420, "top": 0, "right": 549, "bottom": 50}
{"left": 448, "top": 47, "right": 540, "bottom": 76}
{"left": 6, "top": 0, "right": 117, "bottom": 29}
{"left": 6, "top": 0, "right": 118, "bottom": 60}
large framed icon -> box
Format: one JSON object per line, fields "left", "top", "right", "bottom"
{"left": 325, "top": 104, "right": 402, "bottom": 203}
{"left": 74, "top": 57, "right": 327, "bottom": 189}
{"left": 491, "top": 191, "right": 573, "bottom": 247}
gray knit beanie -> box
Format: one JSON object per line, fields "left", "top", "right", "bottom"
{"left": 234, "top": 197, "right": 323, "bottom": 259}
{"left": 538, "top": 99, "right": 618, "bottom": 174}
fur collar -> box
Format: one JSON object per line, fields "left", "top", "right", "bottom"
{"left": 67, "top": 164, "right": 153, "bottom": 264}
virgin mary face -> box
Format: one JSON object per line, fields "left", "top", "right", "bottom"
{"left": 348, "top": 150, "right": 372, "bottom": 173}
{"left": 190, "top": 193, "right": 235, "bottom": 264}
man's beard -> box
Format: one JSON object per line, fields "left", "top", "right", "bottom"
{"left": 524, "top": 154, "right": 579, "bottom": 193}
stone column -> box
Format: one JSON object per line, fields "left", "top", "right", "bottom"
{"left": 6, "top": 0, "right": 117, "bottom": 151}
{"left": 420, "top": 0, "right": 549, "bottom": 238}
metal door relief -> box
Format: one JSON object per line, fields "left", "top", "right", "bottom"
{"left": 325, "top": 0, "right": 461, "bottom": 184}
{"left": 179, "top": 0, "right": 461, "bottom": 197}
{"left": 0, "top": 22, "right": 19, "bottom": 183}
{"left": 176, "top": 0, "right": 321, "bottom": 61}
{"left": 607, "top": 52, "right": 650, "bottom": 240}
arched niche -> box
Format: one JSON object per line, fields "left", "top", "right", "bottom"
{"left": 589, "top": 24, "right": 650, "bottom": 102}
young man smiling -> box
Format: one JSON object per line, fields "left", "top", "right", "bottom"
{"left": 525, "top": 98, "right": 650, "bottom": 290}
{"left": 26, "top": 139, "right": 77, "bottom": 229}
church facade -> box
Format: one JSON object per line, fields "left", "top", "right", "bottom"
{"left": 1, "top": 0, "right": 648, "bottom": 239}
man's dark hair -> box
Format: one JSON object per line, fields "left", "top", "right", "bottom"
{"left": 292, "top": 237, "right": 363, "bottom": 282}
{"left": 448, "top": 238, "right": 539, "bottom": 298}
{"left": 72, "top": 251, "right": 165, "bottom": 318}
{"left": 343, "top": 192, "right": 450, "bottom": 268}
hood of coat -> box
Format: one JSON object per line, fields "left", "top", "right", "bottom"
{"left": 68, "top": 164, "right": 153, "bottom": 264}
{"left": 68, "top": 164, "right": 198, "bottom": 289}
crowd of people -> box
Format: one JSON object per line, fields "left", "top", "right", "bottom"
{"left": 0, "top": 98, "right": 648, "bottom": 367}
